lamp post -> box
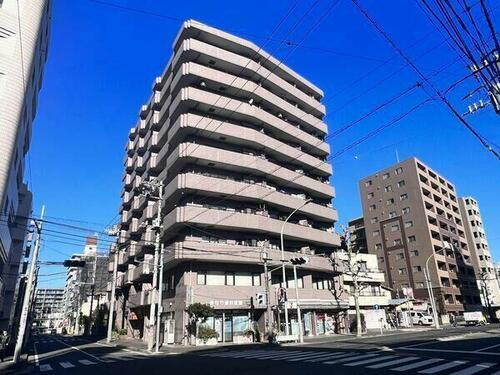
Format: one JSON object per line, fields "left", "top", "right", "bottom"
{"left": 280, "top": 199, "right": 312, "bottom": 335}
{"left": 424, "top": 241, "right": 455, "bottom": 329}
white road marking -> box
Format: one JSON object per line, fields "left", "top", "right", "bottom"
{"left": 448, "top": 362, "right": 496, "bottom": 375}
{"left": 39, "top": 364, "right": 53, "bottom": 372}
{"left": 418, "top": 360, "right": 468, "bottom": 374}
{"left": 242, "top": 351, "right": 305, "bottom": 359}
{"left": 79, "top": 359, "right": 96, "bottom": 365}
{"left": 287, "top": 352, "right": 342, "bottom": 362}
{"left": 344, "top": 355, "right": 396, "bottom": 367}
{"left": 367, "top": 357, "right": 419, "bottom": 368}
{"left": 475, "top": 343, "right": 500, "bottom": 352}
{"left": 305, "top": 352, "right": 355, "bottom": 363}
{"left": 283, "top": 352, "right": 331, "bottom": 361}
{"left": 53, "top": 337, "right": 103, "bottom": 362}
{"left": 401, "top": 347, "right": 500, "bottom": 356}
{"left": 33, "top": 342, "right": 40, "bottom": 366}
{"left": 203, "top": 350, "right": 270, "bottom": 358}
{"left": 269, "top": 352, "right": 313, "bottom": 360}
{"left": 59, "top": 361, "right": 75, "bottom": 368}
{"left": 324, "top": 353, "right": 380, "bottom": 364}
{"left": 397, "top": 340, "right": 438, "bottom": 349}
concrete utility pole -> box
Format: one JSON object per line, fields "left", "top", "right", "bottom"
{"left": 280, "top": 199, "right": 312, "bottom": 335}
{"left": 155, "top": 243, "right": 165, "bottom": 352}
{"left": 13, "top": 206, "right": 45, "bottom": 363}
{"left": 88, "top": 253, "right": 98, "bottom": 335}
{"left": 106, "top": 245, "right": 119, "bottom": 343}
{"left": 262, "top": 249, "right": 272, "bottom": 335}
{"left": 140, "top": 179, "right": 164, "bottom": 351}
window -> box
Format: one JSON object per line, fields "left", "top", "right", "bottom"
{"left": 400, "top": 193, "right": 408, "bottom": 201}
{"left": 398, "top": 180, "right": 406, "bottom": 188}
{"left": 225, "top": 272, "right": 235, "bottom": 286}
{"left": 367, "top": 192, "right": 374, "bottom": 199}
{"left": 369, "top": 204, "right": 376, "bottom": 211}
{"left": 385, "top": 185, "right": 392, "bottom": 192}
{"left": 382, "top": 173, "right": 390, "bottom": 180}
{"left": 410, "top": 250, "right": 419, "bottom": 257}
{"left": 389, "top": 211, "right": 397, "bottom": 218}
{"left": 398, "top": 268, "right": 407, "bottom": 275}
{"left": 370, "top": 217, "right": 378, "bottom": 224}
{"left": 397, "top": 252, "right": 405, "bottom": 260}
{"left": 402, "top": 207, "right": 410, "bottom": 215}
{"left": 416, "top": 282, "right": 425, "bottom": 289}
{"left": 373, "top": 230, "right": 380, "bottom": 237}
{"left": 395, "top": 167, "right": 403, "bottom": 175}
{"left": 394, "top": 239, "right": 402, "bottom": 246}
{"left": 375, "top": 243, "right": 382, "bottom": 250}
{"left": 379, "top": 257, "right": 385, "bottom": 263}
{"left": 197, "top": 271, "right": 207, "bottom": 285}
{"left": 206, "top": 271, "right": 225, "bottom": 285}
{"left": 412, "top": 266, "right": 422, "bottom": 272}
{"left": 404, "top": 221, "right": 414, "bottom": 228}
{"left": 408, "top": 235, "right": 416, "bottom": 243}
{"left": 358, "top": 261, "right": 368, "bottom": 272}
{"left": 391, "top": 224, "right": 399, "bottom": 232}
{"left": 365, "top": 180, "right": 372, "bottom": 187}
{"left": 387, "top": 198, "right": 394, "bottom": 205}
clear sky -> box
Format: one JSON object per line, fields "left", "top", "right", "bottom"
{"left": 29, "top": 0, "right": 500, "bottom": 288}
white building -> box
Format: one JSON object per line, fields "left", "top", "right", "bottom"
{"left": 0, "top": 0, "right": 51, "bottom": 332}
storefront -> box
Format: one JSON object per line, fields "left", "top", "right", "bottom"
{"left": 201, "top": 310, "right": 253, "bottom": 343}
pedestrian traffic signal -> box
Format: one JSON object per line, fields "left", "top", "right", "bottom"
{"left": 290, "top": 257, "right": 309, "bottom": 265}
{"left": 63, "top": 260, "right": 86, "bottom": 268}
{"left": 255, "top": 293, "right": 266, "bottom": 307}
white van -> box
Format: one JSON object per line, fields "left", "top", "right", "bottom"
{"left": 410, "top": 311, "right": 434, "bottom": 326}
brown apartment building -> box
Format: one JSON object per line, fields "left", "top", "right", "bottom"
{"left": 359, "top": 158, "right": 481, "bottom": 315}
{"left": 109, "top": 20, "right": 349, "bottom": 346}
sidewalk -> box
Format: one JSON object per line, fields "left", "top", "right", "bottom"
{"left": 0, "top": 353, "right": 34, "bottom": 375}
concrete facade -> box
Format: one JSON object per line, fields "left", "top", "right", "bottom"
{"left": 359, "top": 158, "right": 481, "bottom": 315}
{"left": 0, "top": 0, "right": 51, "bottom": 332}
{"left": 110, "top": 19, "right": 345, "bottom": 345}
{"left": 33, "top": 288, "right": 64, "bottom": 333}
{"left": 459, "top": 197, "right": 500, "bottom": 311}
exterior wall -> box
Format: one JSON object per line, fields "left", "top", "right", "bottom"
{"left": 0, "top": 0, "right": 51, "bottom": 330}
{"left": 33, "top": 288, "right": 64, "bottom": 332}
{"left": 459, "top": 197, "right": 500, "bottom": 308}
{"left": 359, "top": 158, "right": 480, "bottom": 315}
{"left": 111, "top": 19, "right": 344, "bottom": 345}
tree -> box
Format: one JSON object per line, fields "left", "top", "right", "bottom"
{"left": 185, "top": 303, "right": 214, "bottom": 344}
{"left": 335, "top": 227, "right": 372, "bottom": 337}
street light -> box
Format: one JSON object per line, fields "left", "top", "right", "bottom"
{"left": 280, "top": 198, "right": 312, "bottom": 335}
{"left": 290, "top": 257, "right": 309, "bottom": 343}
{"left": 424, "top": 241, "right": 455, "bottom": 329}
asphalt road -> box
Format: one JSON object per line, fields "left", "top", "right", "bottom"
{"left": 24, "top": 325, "right": 500, "bottom": 375}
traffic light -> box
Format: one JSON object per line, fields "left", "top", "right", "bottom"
{"left": 255, "top": 293, "right": 266, "bottom": 307}
{"left": 63, "top": 260, "right": 86, "bottom": 268}
{"left": 290, "top": 257, "right": 309, "bottom": 265}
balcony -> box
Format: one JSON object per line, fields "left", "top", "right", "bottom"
{"left": 161, "top": 143, "right": 333, "bottom": 199}
{"left": 132, "top": 254, "right": 154, "bottom": 280}
{"left": 162, "top": 205, "right": 339, "bottom": 247}
{"left": 165, "top": 113, "right": 331, "bottom": 176}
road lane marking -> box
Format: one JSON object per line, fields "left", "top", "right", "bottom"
{"left": 344, "top": 355, "right": 397, "bottom": 366}
{"left": 324, "top": 353, "right": 379, "bottom": 364}
{"left": 392, "top": 358, "right": 444, "bottom": 371}
{"left": 418, "top": 360, "right": 467, "bottom": 374}
{"left": 448, "top": 362, "right": 496, "bottom": 375}
{"left": 400, "top": 348, "right": 500, "bottom": 356}
{"left": 79, "top": 359, "right": 96, "bottom": 365}
{"left": 53, "top": 337, "right": 103, "bottom": 362}
{"left": 203, "top": 350, "right": 272, "bottom": 358}
{"left": 269, "top": 352, "right": 314, "bottom": 360}
{"left": 287, "top": 352, "right": 344, "bottom": 361}
{"left": 283, "top": 352, "right": 331, "bottom": 361}
{"left": 475, "top": 343, "right": 500, "bottom": 352}
{"left": 59, "top": 361, "right": 75, "bottom": 368}
{"left": 367, "top": 357, "right": 419, "bottom": 368}
{"left": 39, "top": 364, "right": 53, "bottom": 372}
{"left": 304, "top": 352, "right": 355, "bottom": 363}
{"left": 33, "top": 341, "right": 40, "bottom": 366}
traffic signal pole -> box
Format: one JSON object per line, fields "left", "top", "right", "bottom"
{"left": 13, "top": 206, "right": 45, "bottom": 363}
{"left": 292, "top": 264, "right": 304, "bottom": 343}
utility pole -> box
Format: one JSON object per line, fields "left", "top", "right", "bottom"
{"left": 88, "top": 253, "right": 97, "bottom": 335}
{"left": 155, "top": 243, "right": 164, "bottom": 352}
{"left": 106, "top": 244, "right": 119, "bottom": 343}
{"left": 262, "top": 249, "right": 272, "bottom": 335}
{"left": 290, "top": 258, "right": 308, "bottom": 343}
{"left": 139, "top": 179, "right": 164, "bottom": 351}
{"left": 13, "top": 206, "right": 45, "bottom": 363}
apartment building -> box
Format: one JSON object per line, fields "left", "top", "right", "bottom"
{"left": 0, "top": 0, "right": 51, "bottom": 332}
{"left": 459, "top": 197, "right": 500, "bottom": 312}
{"left": 348, "top": 217, "right": 368, "bottom": 254}
{"left": 110, "top": 19, "right": 345, "bottom": 345}
{"left": 359, "top": 158, "right": 481, "bottom": 316}
{"left": 63, "top": 236, "right": 110, "bottom": 334}
{"left": 33, "top": 288, "right": 64, "bottom": 333}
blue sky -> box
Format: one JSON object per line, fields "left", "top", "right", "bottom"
{"left": 30, "top": 0, "right": 500, "bottom": 288}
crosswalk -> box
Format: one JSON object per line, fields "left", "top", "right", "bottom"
{"left": 36, "top": 353, "right": 149, "bottom": 372}
{"left": 200, "top": 349, "right": 500, "bottom": 374}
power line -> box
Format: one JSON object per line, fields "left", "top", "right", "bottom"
{"left": 350, "top": 0, "right": 500, "bottom": 160}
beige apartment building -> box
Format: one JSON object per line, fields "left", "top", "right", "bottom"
{"left": 359, "top": 158, "right": 481, "bottom": 316}
{"left": 0, "top": 0, "right": 51, "bottom": 332}
{"left": 110, "top": 20, "right": 346, "bottom": 345}
{"left": 459, "top": 197, "right": 500, "bottom": 313}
